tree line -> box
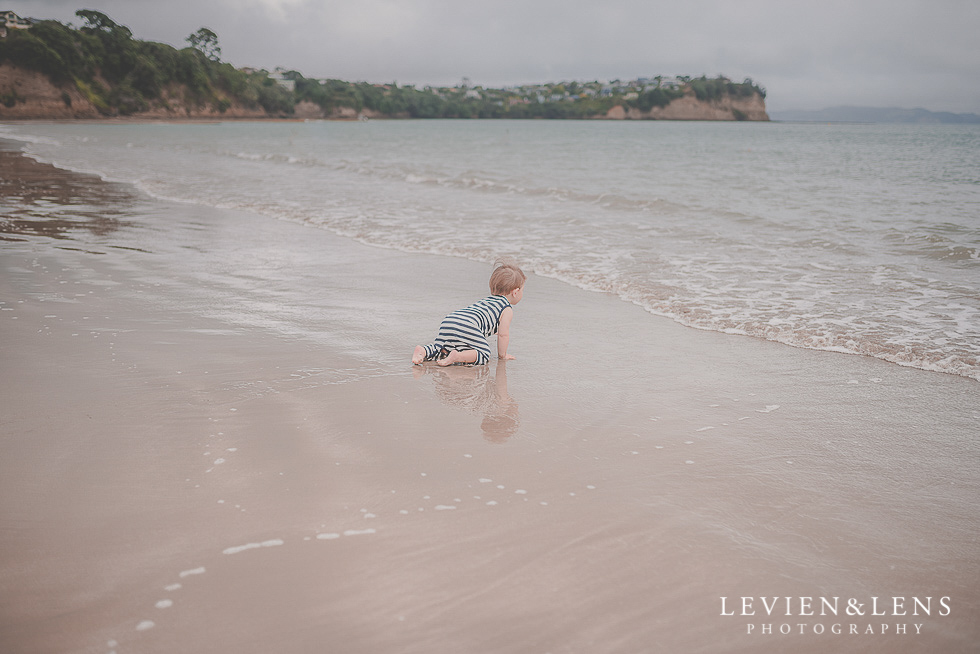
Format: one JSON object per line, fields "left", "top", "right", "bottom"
{"left": 0, "top": 10, "right": 292, "bottom": 114}
{"left": 0, "top": 11, "right": 766, "bottom": 119}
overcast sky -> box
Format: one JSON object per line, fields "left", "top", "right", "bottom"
{"left": 20, "top": 0, "right": 980, "bottom": 112}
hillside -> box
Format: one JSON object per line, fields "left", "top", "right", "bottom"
{"left": 771, "top": 106, "right": 980, "bottom": 124}
{"left": 0, "top": 11, "right": 768, "bottom": 121}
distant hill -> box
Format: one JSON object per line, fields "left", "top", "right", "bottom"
{"left": 771, "top": 106, "right": 980, "bottom": 124}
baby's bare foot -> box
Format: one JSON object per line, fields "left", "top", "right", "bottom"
{"left": 437, "top": 350, "right": 460, "bottom": 367}
{"left": 412, "top": 345, "right": 425, "bottom": 365}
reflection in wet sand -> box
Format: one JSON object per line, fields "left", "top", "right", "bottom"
{"left": 0, "top": 141, "right": 135, "bottom": 242}
{"left": 413, "top": 360, "right": 519, "bottom": 443}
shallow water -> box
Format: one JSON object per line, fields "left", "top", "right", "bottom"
{"left": 3, "top": 120, "right": 979, "bottom": 380}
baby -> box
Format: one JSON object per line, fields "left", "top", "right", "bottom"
{"left": 413, "top": 261, "right": 526, "bottom": 366}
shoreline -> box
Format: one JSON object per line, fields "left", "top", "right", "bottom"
{"left": 1, "top": 146, "right": 977, "bottom": 653}
{"left": 3, "top": 127, "right": 976, "bottom": 385}
{"left": 1, "top": 116, "right": 340, "bottom": 124}
{"left": 1, "top": 113, "right": 766, "bottom": 123}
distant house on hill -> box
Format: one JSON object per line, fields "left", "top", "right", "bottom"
{"left": 268, "top": 69, "right": 295, "bottom": 92}
{"left": 1, "top": 10, "right": 32, "bottom": 37}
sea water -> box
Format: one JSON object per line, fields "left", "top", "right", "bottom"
{"left": 3, "top": 119, "right": 978, "bottom": 380}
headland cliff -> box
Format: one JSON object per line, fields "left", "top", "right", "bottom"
{"left": 0, "top": 11, "right": 768, "bottom": 122}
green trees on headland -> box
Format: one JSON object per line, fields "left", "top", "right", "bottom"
{"left": 286, "top": 73, "right": 764, "bottom": 119}
{"left": 187, "top": 28, "right": 220, "bottom": 62}
{"left": 0, "top": 10, "right": 293, "bottom": 115}
{"left": 0, "top": 11, "right": 767, "bottom": 119}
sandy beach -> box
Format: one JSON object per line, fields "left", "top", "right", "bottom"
{"left": 1, "top": 142, "right": 978, "bottom": 653}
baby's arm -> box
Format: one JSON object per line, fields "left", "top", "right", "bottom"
{"left": 496, "top": 307, "right": 516, "bottom": 360}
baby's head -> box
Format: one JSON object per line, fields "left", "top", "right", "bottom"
{"left": 489, "top": 260, "right": 526, "bottom": 296}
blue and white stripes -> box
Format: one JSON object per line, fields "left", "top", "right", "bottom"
{"left": 421, "top": 295, "right": 512, "bottom": 365}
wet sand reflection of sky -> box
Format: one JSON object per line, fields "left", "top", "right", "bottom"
{"left": 0, "top": 142, "right": 136, "bottom": 244}
{"left": 413, "top": 360, "right": 519, "bottom": 443}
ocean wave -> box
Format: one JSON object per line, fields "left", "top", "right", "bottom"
{"left": 292, "top": 209, "right": 980, "bottom": 382}
{"left": 0, "top": 127, "right": 62, "bottom": 147}
{"left": 228, "top": 150, "right": 323, "bottom": 167}
{"left": 6, "top": 122, "right": 978, "bottom": 383}
{"left": 534, "top": 266, "right": 980, "bottom": 382}
{"left": 275, "top": 157, "right": 695, "bottom": 217}
{"left": 142, "top": 185, "right": 980, "bottom": 384}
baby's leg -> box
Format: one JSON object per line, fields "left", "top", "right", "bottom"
{"left": 435, "top": 337, "right": 491, "bottom": 366}
{"left": 413, "top": 315, "right": 460, "bottom": 365}
{"left": 438, "top": 349, "right": 479, "bottom": 366}
{"left": 413, "top": 340, "right": 448, "bottom": 365}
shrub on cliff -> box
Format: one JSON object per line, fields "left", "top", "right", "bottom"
{"left": 635, "top": 87, "right": 684, "bottom": 111}
{"left": 0, "top": 25, "right": 69, "bottom": 82}
{"left": 688, "top": 76, "right": 766, "bottom": 102}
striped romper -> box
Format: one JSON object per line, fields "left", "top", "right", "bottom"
{"left": 421, "top": 295, "right": 512, "bottom": 365}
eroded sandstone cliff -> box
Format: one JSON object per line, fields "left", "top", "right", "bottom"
{"left": 1, "top": 64, "right": 768, "bottom": 121}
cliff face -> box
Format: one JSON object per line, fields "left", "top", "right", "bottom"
{"left": 293, "top": 101, "right": 389, "bottom": 121}
{"left": 603, "top": 91, "right": 769, "bottom": 121}
{"left": 1, "top": 64, "right": 769, "bottom": 121}
{"left": 0, "top": 63, "right": 99, "bottom": 118}
{"left": 0, "top": 63, "right": 267, "bottom": 120}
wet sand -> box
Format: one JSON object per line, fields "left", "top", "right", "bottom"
{"left": 1, "top": 142, "right": 978, "bottom": 653}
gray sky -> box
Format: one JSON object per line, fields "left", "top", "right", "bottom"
{"left": 20, "top": 0, "right": 980, "bottom": 112}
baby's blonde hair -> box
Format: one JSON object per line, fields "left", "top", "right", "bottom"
{"left": 489, "top": 259, "right": 526, "bottom": 295}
